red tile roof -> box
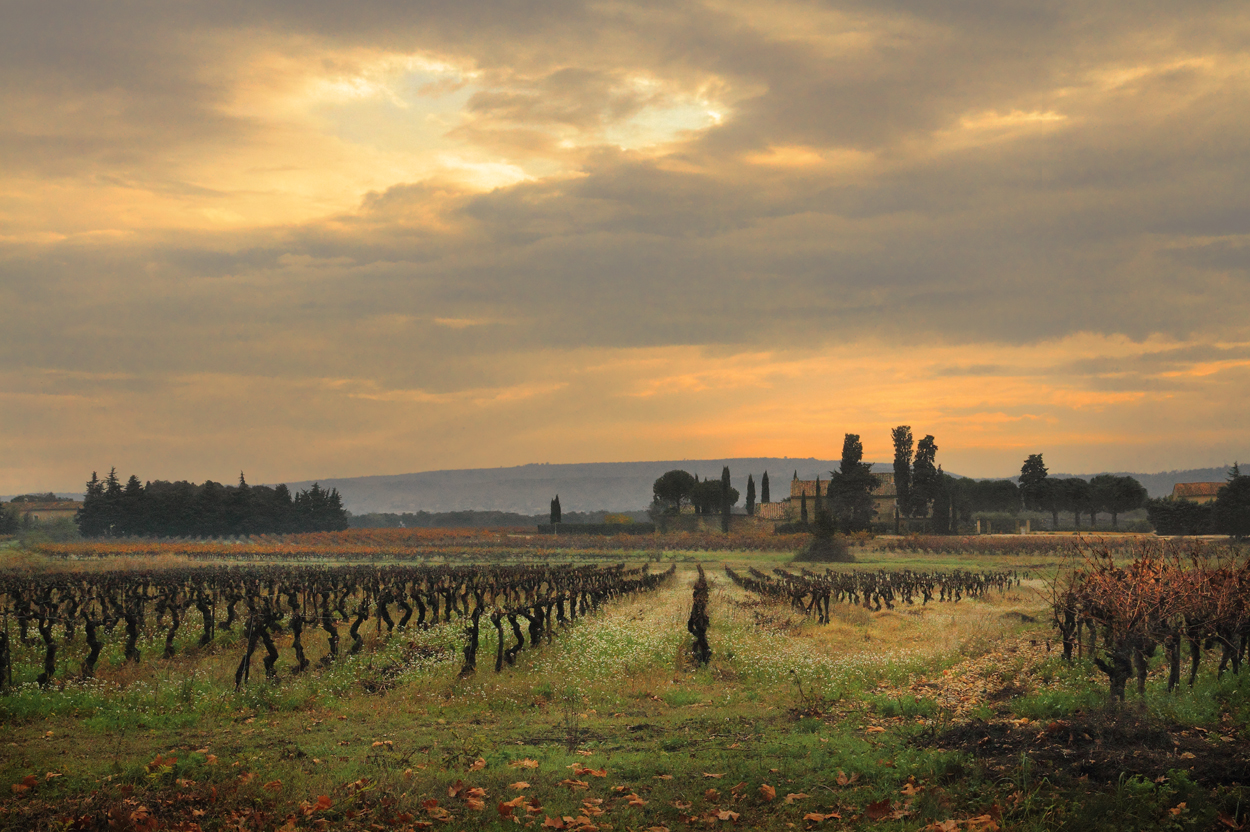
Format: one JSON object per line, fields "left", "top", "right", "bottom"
{"left": 1171, "top": 482, "right": 1224, "bottom": 499}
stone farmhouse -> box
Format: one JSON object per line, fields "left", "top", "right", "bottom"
{"left": 3, "top": 499, "right": 82, "bottom": 524}
{"left": 756, "top": 472, "right": 897, "bottom": 526}
{"left": 1170, "top": 482, "right": 1224, "bottom": 504}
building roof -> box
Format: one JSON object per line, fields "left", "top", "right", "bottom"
{"left": 1171, "top": 482, "right": 1224, "bottom": 499}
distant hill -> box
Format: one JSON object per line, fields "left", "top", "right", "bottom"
{"left": 286, "top": 460, "right": 1240, "bottom": 515}
{"left": 285, "top": 458, "right": 887, "bottom": 515}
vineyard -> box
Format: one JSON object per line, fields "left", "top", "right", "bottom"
{"left": 724, "top": 566, "right": 1018, "bottom": 623}
{"left": 25, "top": 527, "right": 812, "bottom": 562}
{"left": 0, "top": 562, "right": 675, "bottom": 691}
{"left": 1051, "top": 539, "right": 1250, "bottom": 700}
{"left": 2, "top": 537, "right": 1250, "bottom": 831}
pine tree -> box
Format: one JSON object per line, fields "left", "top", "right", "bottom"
{"left": 120, "top": 475, "right": 145, "bottom": 537}
{"left": 746, "top": 475, "right": 756, "bottom": 516}
{"left": 76, "top": 472, "right": 107, "bottom": 537}
{"left": 102, "top": 468, "right": 123, "bottom": 536}
{"left": 761, "top": 471, "right": 770, "bottom": 504}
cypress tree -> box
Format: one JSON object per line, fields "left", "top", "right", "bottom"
{"left": 800, "top": 491, "right": 808, "bottom": 525}
{"left": 746, "top": 475, "right": 756, "bottom": 516}
{"left": 720, "top": 466, "right": 731, "bottom": 532}
{"left": 761, "top": 471, "right": 770, "bottom": 504}
{"left": 891, "top": 426, "right": 914, "bottom": 519}
{"left": 550, "top": 495, "right": 562, "bottom": 525}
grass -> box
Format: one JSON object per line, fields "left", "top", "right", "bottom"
{"left": 1, "top": 543, "right": 1249, "bottom": 830}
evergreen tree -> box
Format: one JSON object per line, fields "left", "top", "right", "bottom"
{"left": 761, "top": 471, "right": 770, "bottom": 504}
{"left": 1214, "top": 463, "right": 1250, "bottom": 539}
{"left": 119, "top": 475, "right": 146, "bottom": 536}
{"left": 76, "top": 472, "right": 107, "bottom": 537}
{"left": 911, "top": 436, "right": 939, "bottom": 519}
{"left": 653, "top": 470, "right": 696, "bottom": 515}
{"left": 720, "top": 466, "right": 731, "bottom": 533}
{"left": 102, "top": 468, "right": 124, "bottom": 536}
{"left": 1019, "top": 454, "right": 1059, "bottom": 528}
{"left": 831, "top": 433, "right": 877, "bottom": 530}
{"left": 800, "top": 490, "right": 808, "bottom": 525}
{"left": 891, "top": 426, "right": 914, "bottom": 519}
{"left": 550, "top": 495, "right": 562, "bottom": 525}
{"left": 745, "top": 475, "right": 756, "bottom": 516}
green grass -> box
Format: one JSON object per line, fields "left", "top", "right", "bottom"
{"left": 1, "top": 548, "right": 1248, "bottom": 830}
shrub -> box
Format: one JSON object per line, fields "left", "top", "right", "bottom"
{"left": 793, "top": 535, "right": 855, "bottom": 563}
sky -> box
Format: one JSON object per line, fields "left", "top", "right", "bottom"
{"left": 3, "top": 1, "right": 1249, "bottom": 494}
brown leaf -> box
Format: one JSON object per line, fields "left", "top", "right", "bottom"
{"left": 703, "top": 772, "right": 724, "bottom": 778}
{"left": 511, "top": 759, "right": 541, "bottom": 769}
{"left": 759, "top": 784, "right": 776, "bottom": 802}
{"left": 263, "top": 780, "right": 283, "bottom": 792}
{"left": 785, "top": 793, "right": 810, "bottom": 804}
{"left": 465, "top": 797, "right": 486, "bottom": 811}
{"left": 627, "top": 794, "right": 648, "bottom": 808}
{"left": 543, "top": 816, "right": 566, "bottom": 829}
{"left": 511, "top": 781, "right": 531, "bottom": 790}
{"left": 313, "top": 795, "right": 332, "bottom": 812}
{"left": 468, "top": 758, "right": 486, "bottom": 771}
{"left": 654, "top": 774, "right": 673, "bottom": 780}
{"left": 865, "top": 799, "right": 893, "bottom": 820}
{"left": 715, "top": 809, "right": 740, "bottom": 821}
{"left": 705, "top": 789, "right": 720, "bottom": 801}
{"left": 559, "top": 779, "right": 590, "bottom": 791}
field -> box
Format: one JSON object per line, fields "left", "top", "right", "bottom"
{"left": 2, "top": 532, "right": 1249, "bottom": 832}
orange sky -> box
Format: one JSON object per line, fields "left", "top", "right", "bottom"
{"left": 2, "top": 2, "right": 1248, "bottom": 493}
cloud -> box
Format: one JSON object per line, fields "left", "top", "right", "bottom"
{"left": 2, "top": 1, "right": 1249, "bottom": 490}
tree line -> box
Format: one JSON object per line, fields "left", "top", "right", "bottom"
{"left": 75, "top": 469, "right": 348, "bottom": 538}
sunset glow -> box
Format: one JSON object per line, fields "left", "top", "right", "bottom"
{"left": 2, "top": 2, "right": 1247, "bottom": 493}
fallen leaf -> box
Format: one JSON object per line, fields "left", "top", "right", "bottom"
{"left": 627, "top": 794, "right": 648, "bottom": 808}
{"left": 543, "top": 816, "right": 566, "bottom": 829}
{"left": 785, "top": 793, "right": 809, "bottom": 804}
{"left": 865, "top": 799, "right": 893, "bottom": 821}
{"left": 511, "top": 781, "right": 531, "bottom": 790}
{"left": 469, "top": 758, "right": 487, "bottom": 771}
{"left": 654, "top": 774, "right": 673, "bottom": 780}
{"left": 759, "top": 784, "right": 776, "bottom": 802}
{"left": 559, "top": 779, "right": 590, "bottom": 791}
{"left": 716, "top": 809, "right": 740, "bottom": 821}
{"left": 865, "top": 726, "right": 886, "bottom": 734}
{"left": 511, "top": 759, "right": 541, "bottom": 769}
{"left": 705, "top": 789, "right": 720, "bottom": 801}
{"left": 703, "top": 773, "right": 724, "bottom": 779}
{"left": 313, "top": 795, "right": 332, "bottom": 812}
{"left": 263, "top": 780, "right": 283, "bottom": 792}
